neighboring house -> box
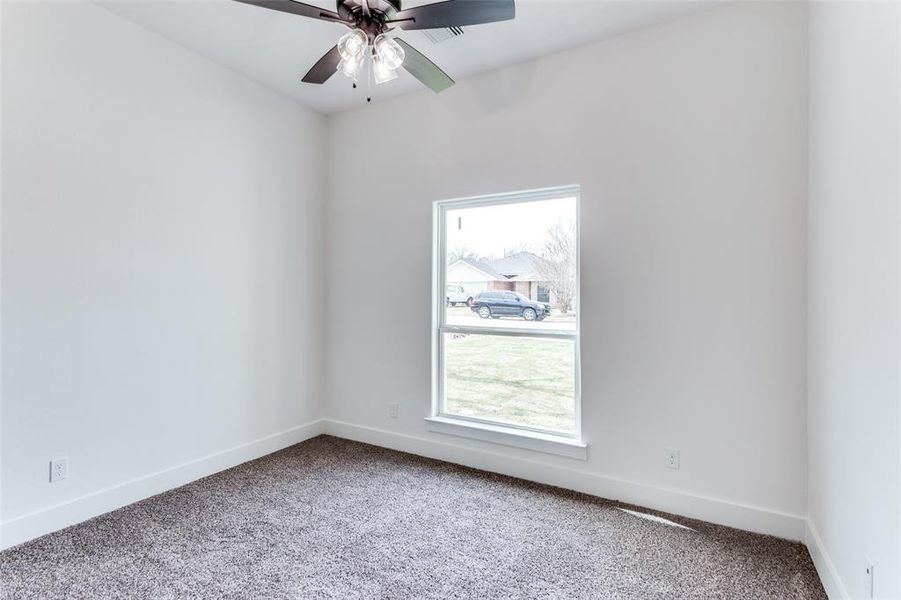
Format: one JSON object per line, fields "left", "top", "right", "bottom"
{"left": 447, "top": 252, "right": 556, "bottom": 305}
{"left": 445, "top": 257, "right": 500, "bottom": 297}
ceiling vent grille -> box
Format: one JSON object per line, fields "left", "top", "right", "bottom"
{"left": 420, "top": 26, "right": 465, "bottom": 45}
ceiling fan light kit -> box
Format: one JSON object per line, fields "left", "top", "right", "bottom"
{"left": 372, "top": 53, "right": 399, "bottom": 84}
{"left": 374, "top": 35, "right": 404, "bottom": 70}
{"left": 233, "top": 0, "right": 515, "bottom": 101}
{"left": 336, "top": 28, "right": 366, "bottom": 80}
{"left": 338, "top": 28, "right": 367, "bottom": 62}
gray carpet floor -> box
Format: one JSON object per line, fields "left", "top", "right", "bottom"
{"left": 1, "top": 435, "right": 825, "bottom": 599}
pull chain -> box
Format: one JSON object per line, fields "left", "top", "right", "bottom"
{"left": 367, "top": 46, "right": 373, "bottom": 103}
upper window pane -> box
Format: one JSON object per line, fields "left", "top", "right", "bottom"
{"left": 444, "top": 197, "right": 577, "bottom": 331}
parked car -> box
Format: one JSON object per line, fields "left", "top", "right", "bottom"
{"left": 469, "top": 291, "right": 551, "bottom": 321}
{"left": 446, "top": 284, "right": 473, "bottom": 306}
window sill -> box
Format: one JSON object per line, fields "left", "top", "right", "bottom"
{"left": 424, "top": 416, "right": 588, "bottom": 460}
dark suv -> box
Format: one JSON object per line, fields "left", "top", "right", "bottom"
{"left": 469, "top": 291, "right": 551, "bottom": 322}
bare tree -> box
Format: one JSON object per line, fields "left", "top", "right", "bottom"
{"left": 536, "top": 220, "right": 577, "bottom": 314}
{"left": 448, "top": 244, "right": 494, "bottom": 264}
{"left": 503, "top": 242, "right": 533, "bottom": 257}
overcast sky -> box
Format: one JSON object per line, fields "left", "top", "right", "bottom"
{"left": 446, "top": 197, "right": 576, "bottom": 259}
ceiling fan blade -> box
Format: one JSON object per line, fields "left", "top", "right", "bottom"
{"left": 395, "top": 39, "right": 454, "bottom": 93}
{"left": 302, "top": 45, "right": 342, "bottom": 84}
{"left": 392, "top": 0, "right": 514, "bottom": 30}
{"left": 360, "top": 0, "right": 371, "bottom": 18}
{"left": 232, "top": 0, "right": 344, "bottom": 22}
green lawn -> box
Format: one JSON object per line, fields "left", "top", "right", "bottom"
{"left": 444, "top": 334, "right": 575, "bottom": 433}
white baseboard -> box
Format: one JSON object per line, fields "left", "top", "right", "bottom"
{"left": 805, "top": 519, "right": 850, "bottom": 600}
{"left": 1, "top": 417, "right": 809, "bottom": 554}
{"left": 322, "top": 419, "right": 806, "bottom": 541}
{"left": 0, "top": 419, "right": 326, "bottom": 551}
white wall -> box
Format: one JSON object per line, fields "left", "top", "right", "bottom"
{"left": 326, "top": 2, "right": 808, "bottom": 537}
{"left": 17, "top": 7, "right": 900, "bottom": 587}
{"left": 807, "top": 3, "right": 901, "bottom": 598}
{"left": 1, "top": 2, "right": 327, "bottom": 546}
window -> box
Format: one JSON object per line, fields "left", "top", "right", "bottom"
{"left": 431, "top": 186, "right": 581, "bottom": 453}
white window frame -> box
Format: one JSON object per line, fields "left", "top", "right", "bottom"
{"left": 429, "top": 185, "right": 585, "bottom": 459}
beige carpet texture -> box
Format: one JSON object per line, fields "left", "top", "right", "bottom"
{"left": 0, "top": 436, "right": 826, "bottom": 599}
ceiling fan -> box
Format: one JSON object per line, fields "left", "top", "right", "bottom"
{"left": 233, "top": 0, "right": 515, "bottom": 97}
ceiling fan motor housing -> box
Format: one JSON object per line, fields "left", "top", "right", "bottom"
{"left": 337, "top": 0, "right": 401, "bottom": 40}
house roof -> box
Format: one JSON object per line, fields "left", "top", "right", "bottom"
{"left": 452, "top": 258, "right": 504, "bottom": 280}
{"left": 450, "top": 252, "right": 550, "bottom": 283}
{"left": 488, "top": 252, "right": 549, "bottom": 281}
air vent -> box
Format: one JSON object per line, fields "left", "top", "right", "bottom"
{"left": 420, "top": 26, "right": 464, "bottom": 45}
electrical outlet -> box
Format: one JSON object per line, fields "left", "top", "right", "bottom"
{"left": 865, "top": 560, "right": 874, "bottom": 598}
{"left": 49, "top": 457, "right": 68, "bottom": 483}
{"left": 388, "top": 403, "right": 399, "bottom": 419}
{"left": 665, "top": 448, "right": 680, "bottom": 470}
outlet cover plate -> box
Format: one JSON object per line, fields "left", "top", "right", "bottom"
{"left": 50, "top": 457, "right": 68, "bottom": 483}
{"left": 665, "top": 448, "right": 680, "bottom": 470}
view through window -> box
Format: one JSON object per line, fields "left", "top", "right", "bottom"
{"left": 435, "top": 188, "right": 580, "bottom": 436}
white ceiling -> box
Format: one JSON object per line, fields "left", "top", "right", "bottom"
{"left": 100, "top": 0, "right": 714, "bottom": 114}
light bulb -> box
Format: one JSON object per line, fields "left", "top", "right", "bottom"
{"left": 372, "top": 55, "right": 398, "bottom": 85}
{"left": 338, "top": 29, "right": 367, "bottom": 62}
{"left": 373, "top": 34, "right": 405, "bottom": 71}
{"left": 338, "top": 54, "right": 363, "bottom": 80}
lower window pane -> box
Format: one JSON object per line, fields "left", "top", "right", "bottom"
{"left": 443, "top": 333, "right": 575, "bottom": 434}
